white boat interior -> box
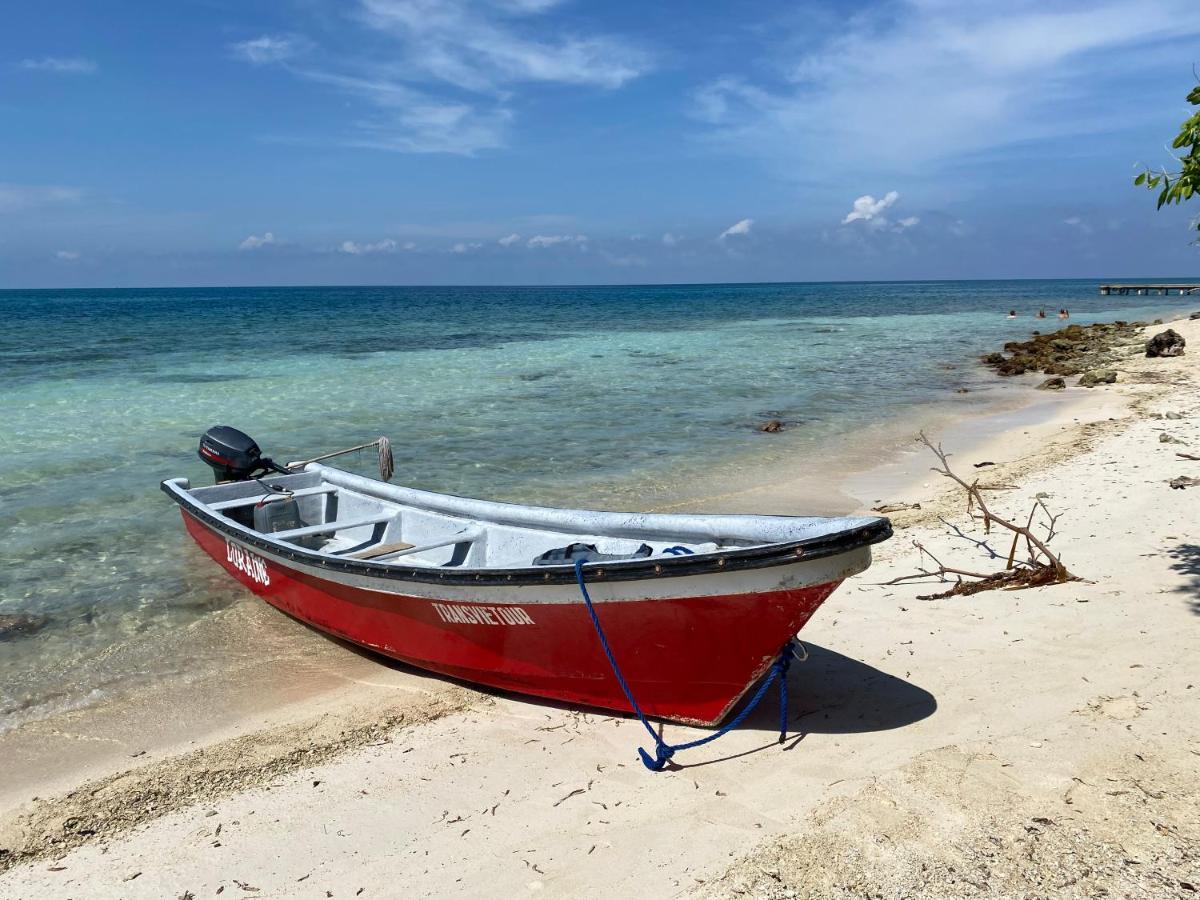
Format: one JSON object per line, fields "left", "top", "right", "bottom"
{"left": 166, "top": 463, "right": 882, "bottom": 570}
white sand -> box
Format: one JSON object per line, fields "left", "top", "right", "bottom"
{"left": 2, "top": 319, "right": 1198, "bottom": 898}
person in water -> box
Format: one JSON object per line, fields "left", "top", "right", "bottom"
{"left": 1037, "top": 308, "right": 1047, "bottom": 319}
{"left": 1007, "top": 310, "right": 1017, "bottom": 319}
{"left": 1057, "top": 308, "right": 1068, "bottom": 319}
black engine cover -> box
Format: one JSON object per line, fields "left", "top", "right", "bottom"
{"left": 198, "top": 425, "right": 267, "bottom": 482}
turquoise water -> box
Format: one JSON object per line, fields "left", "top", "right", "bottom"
{"left": 0, "top": 280, "right": 1195, "bottom": 729}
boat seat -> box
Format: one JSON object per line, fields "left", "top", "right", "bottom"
{"left": 209, "top": 485, "right": 337, "bottom": 512}
{"left": 269, "top": 513, "right": 397, "bottom": 542}
{"left": 336, "top": 528, "right": 484, "bottom": 563}
{"left": 348, "top": 540, "right": 416, "bottom": 560}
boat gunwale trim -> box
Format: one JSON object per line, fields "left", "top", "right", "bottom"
{"left": 162, "top": 479, "right": 893, "bottom": 588}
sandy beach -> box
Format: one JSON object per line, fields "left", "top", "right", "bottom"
{"left": 2, "top": 316, "right": 1199, "bottom": 898}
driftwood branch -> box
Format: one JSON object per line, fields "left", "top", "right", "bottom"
{"left": 889, "top": 434, "right": 1079, "bottom": 599}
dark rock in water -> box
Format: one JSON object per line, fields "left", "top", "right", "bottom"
{"left": 1037, "top": 377, "right": 1066, "bottom": 390}
{"left": 757, "top": 419, "right": 786, "bottom": 433}
{"left": 1153, "top": 318, "right": 1163, "bottom": 325}
{"left": 0, "top": 613, "right": 48, "bottom": 640}
{"left": 1146, "top": 328, "right": 1186, "bottom": 358}
{"left": 954, "top": 387, "right": 969, "bottom": 393}
{"left": 1078, "top": 369, "right": 1117, "bottom": 387}
{"left": 1190, "top": 311, "right": 1200, "bottom": 320}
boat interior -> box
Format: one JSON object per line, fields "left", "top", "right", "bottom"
{"left": 169, "top": 464, "right": 876, "bottom": 571}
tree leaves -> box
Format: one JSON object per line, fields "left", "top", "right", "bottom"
{"left": 1136, "top": 78, "right": 1200, "bottom": 233}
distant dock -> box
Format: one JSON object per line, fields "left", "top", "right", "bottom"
{"left": 1099, "top": 283, "right": 1200, "bottom": 296}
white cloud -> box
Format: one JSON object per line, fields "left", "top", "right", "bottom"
{"left": 339, "top": 238, "right": 399, "bottom": 254}
{"left": 357, "top": 0, "right": 653, "bottom": 92}
{"left": 498, "top": 232, "right": 522, "bottom": 246}
{"left": 692, "top": 0, "right": 1200, "bottom": 179}
{"left": 718, "top": 218, "right": 753, "bottom": 240}
{"left": 0, "top": 184, "right": 82, "bottom": 212}
{"left": 896, "top": 216, "right": 920, "bottom": 229}
{"left": 54, "top": 250, "right": 80, "bottom": 261}
{"left": 232, "top": 1, "right": 651, "bottom": 155}
{"left": 238, "top": 232, "right": 280, "bottom": 250}
{"left": 267, "top": 67, "right": 513, "bottom": 155}
{"left": 1063, "top": 215, "right": 1094, "bottom": 235}
{"left": 19, "top": 57, "right": 97, "bottom": 75}
{"left": 527, "top": 233, "right": 588, "bottom": 248}
{"left": 230, "top": 35, "right": 308, "bottom": 65}
{"left": 661, "top": 232, "right": 679, "bottom": 246}
{"left": 842, "top": 192, "right": 899, "bottom": 225}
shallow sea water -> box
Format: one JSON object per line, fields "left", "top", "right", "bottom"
{"left": 0, "top": 280, "right": 1194, "bottom": 729}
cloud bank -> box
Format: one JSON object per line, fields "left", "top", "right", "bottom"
{"left": 692, "top": 0, "right": 1200, "bottom": 181}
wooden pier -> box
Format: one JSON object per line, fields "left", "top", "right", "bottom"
{"left": 1099, "top": 283, "right": 1200, "bottom": 296}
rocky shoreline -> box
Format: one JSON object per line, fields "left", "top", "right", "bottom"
{"left": 980, "top": 318, "right": 1187, "bottom": 388}
{"left": 982, "top": 320, "right": 1148, "bottom": 378}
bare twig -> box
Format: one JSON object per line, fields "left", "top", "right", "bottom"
{"left": 891, "top": 434, "right": 1080, "bottom": 599}
{"left": 919, "top": 432, "right": 1073, "bottom": 582}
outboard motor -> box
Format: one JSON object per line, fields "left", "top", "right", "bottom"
{"left": 198, "top": 426, "right": 287, "bottom": 483}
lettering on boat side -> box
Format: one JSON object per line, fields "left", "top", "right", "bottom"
{"left": 226, "top": 539, "right": 271, "bottom": 586}
{"left": 432, "top": 603, "right": 535, "bottom": 626}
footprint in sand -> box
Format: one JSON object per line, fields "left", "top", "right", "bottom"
{"left": 1082, "top": 696, "right": 1146, "bottom": 721}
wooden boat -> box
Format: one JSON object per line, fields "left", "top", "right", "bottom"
{"left": 164, "top": 429, "right": 891, "bottom": 725}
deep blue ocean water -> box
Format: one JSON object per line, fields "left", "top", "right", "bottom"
{"left": 1, "top": 279, "right": 1195, "bottom": 729}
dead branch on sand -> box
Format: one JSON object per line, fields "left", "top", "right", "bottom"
{"left": 886, "top": 433, "right": 1078, "bottom": 599}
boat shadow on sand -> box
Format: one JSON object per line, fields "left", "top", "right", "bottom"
{"left": 654, "top": 643, "right": 937, "bottom": 769}
{"left": 316, "top": 628, "right": 936, "bottom": 768}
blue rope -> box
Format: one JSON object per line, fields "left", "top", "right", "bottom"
{"left": 573, "top": 558, "right": 794, "bottom": 771}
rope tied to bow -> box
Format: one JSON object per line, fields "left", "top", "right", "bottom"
{"left": 573, "top": 558, "right": 796, "bottom": 771}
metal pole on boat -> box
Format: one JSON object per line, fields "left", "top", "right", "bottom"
{"left": 287, "top": 436, "right": 394, "bottom": 481}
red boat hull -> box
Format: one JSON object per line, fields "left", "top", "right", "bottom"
{"left": 183, "top": 511, "right": 852, "bottom": 725}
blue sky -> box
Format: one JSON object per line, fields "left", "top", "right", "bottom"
{"left": 3, "top": 0, "right": 1200, "bottom": 287}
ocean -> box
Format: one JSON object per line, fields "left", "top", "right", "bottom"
{"left": 1, "top": 279, "right": 1194, "bottom": 731}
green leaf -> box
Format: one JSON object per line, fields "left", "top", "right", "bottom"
{"left": 1134, "top": 171, "right": 1147, "bottom": 185}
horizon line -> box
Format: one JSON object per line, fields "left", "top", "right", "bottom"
{"left": 3, "top": 274, "right": 1200, "bottom": 293}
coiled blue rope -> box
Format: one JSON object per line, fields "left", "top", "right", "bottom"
{"left": 573, "top": 558, "right": 794, "bottom": 771}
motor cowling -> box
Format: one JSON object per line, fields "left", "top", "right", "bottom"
{"left": 198, "top": 426, "right": 283, "bottom": 483}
